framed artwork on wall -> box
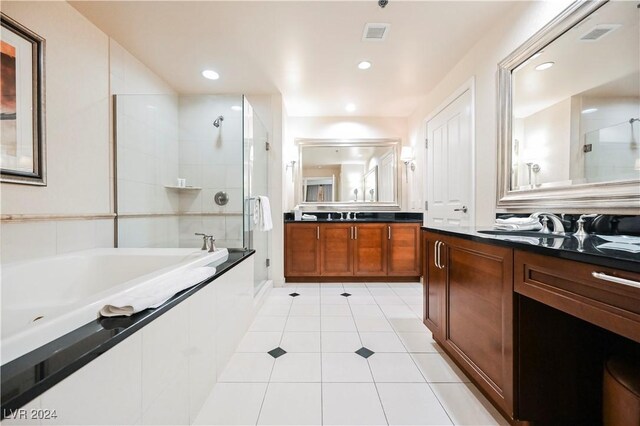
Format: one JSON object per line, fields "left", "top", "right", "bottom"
{"left": 1, "top": 12, "right": 46, "bottom": 186}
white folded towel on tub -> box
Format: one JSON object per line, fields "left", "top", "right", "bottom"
{"left": 99, "top": 266, "right": 216, "bottom": 317}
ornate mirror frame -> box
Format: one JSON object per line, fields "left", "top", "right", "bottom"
{"left": 294, "top": 138, "right": 402, "bottom": 211}
{"left": 496, "top": 0, "right": 639, "bottom": 211}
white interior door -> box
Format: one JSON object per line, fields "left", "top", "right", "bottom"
{"left": 426, "top": 89, "right": 473, "bottom": 227}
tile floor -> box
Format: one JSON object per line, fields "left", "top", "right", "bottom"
{"left": 194, "top": 282, "right": 509, "bottom": 426}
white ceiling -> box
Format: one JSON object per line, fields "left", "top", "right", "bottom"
{"left": 70, "top": 0, "right": 515, "bottom": 117}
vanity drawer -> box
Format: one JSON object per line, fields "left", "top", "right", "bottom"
{"left": 514, "top": 250, "right": 640, "bottom": 343}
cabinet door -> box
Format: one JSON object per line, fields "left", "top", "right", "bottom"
{"left": 353, "top": 223, "right": 388, "bottom": 276}
{"left": 423, "top": 232, "right": 446, "bottom": 342}
{"left": 443, "top": 237, "right": 514, "bottom": 416}
{"left": 388, "top": 223, "right": 421, "bottom": 276}
{"left": 320, "top": 223, "right": 353, "bottom": 276}
{"left": 284, "top": 223, "right": 320, "bottom": 277}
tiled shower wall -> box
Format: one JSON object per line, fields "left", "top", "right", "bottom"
{"left": 177, "top": 95, "right": 244, "bottom": 249}
{"left": 116, "top": 94, "right": 244, "bottom": 249}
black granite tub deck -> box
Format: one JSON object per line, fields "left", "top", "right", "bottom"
{"left": 1, "top": 249, "right": 255, "bottom": 417}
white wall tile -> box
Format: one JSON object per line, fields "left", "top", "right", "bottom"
{"left": 1, "top": 222, "right": 57, "bottom": 263}
{"left": 40, "top": 334, "right": 143, "bottom": 425}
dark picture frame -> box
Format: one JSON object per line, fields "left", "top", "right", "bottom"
{"left": 1, "top": 13, "right": 46, "bottom": 186}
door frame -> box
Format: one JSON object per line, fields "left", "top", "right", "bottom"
{"left": 423, "top": 77, "right": 476, "bottom": 227}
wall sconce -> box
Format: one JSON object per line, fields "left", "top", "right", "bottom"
{"left": 400, "top": 146, "right": 415, "bottom": 183}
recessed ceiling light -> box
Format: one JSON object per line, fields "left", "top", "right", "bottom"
{"left": 231, "top": 105, "right": 242, "bottom": 111}
{"left": 535, "top": 62, "right": 554, "bottom": 71}
{"left": 345, "top": 103, "right": 356, "bottom": 112}
{"left": 358, "top": 61, "right": 372, "bottom": 70}
{"left": 582, "top": 108, "right": 598, "bottom": 114}
{"left": 202, "top": 69, "right": 220, "bottom": 80}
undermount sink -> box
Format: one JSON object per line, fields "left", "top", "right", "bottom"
{"left": 477, "top": 230, "right": 571, "bottom": 239}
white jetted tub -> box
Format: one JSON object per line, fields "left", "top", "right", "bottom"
{"left": 1, "top": 248, "right": 229, "bottom": 364}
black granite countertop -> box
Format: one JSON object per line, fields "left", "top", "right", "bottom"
{"left": 0, "top": 249, "right": 255, "bottom": 417}
{"left": 284, "top": 212, "right": 423, "bottom": 223}
{"left": 423, "top": 226, "right": 640, "bottom": 273}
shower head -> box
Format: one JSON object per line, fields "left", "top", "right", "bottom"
{"left": 213, "top": 116, "right": 224, "bottom": 128}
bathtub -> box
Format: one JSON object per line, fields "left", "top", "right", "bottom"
{"left": 1, "top": 247, "right": 229, "bottom": 364}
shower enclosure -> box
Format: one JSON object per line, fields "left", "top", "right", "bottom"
{"left": 113, "top": 94, "right": 270, "bottom": 292}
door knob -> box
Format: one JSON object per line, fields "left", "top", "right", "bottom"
{"left": 454, "top": 205, "right": 468, "bottom": 213}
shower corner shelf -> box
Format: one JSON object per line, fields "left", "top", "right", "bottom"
{"left": 164, "top": 185, "right": 202, "bottom": 190}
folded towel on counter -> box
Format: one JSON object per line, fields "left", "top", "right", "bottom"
{"left": 495, "top": 217, "right": 539, "bottom": 225}
{"left": 494, "top": 222, "right": 542, "bottom": 231}
{"left": 302, "top": 214, "right": 318, "bottom": 221}
{"left": 99, "top": 266, "right": 216, "bottom": 317}
{"left": 253, "top": 196, "right": 273, "bottom": 231}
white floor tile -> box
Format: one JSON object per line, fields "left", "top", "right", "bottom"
{"left": 374, "top": 295, "right": 406, "bottom": 305}
{"left": 289, "top": 303, "right": 321, "bottom": 316}
{"left": 347, "top": 295, "right": 377, "bottom": 305}
{"left": 321, "top": 332, "right": 362, "bottom": 352}
{"left": 264, "top": 295, "right": 293, "bottom": 305}
{"left": 354, "top": 317, "right": 394, "bottom": 332}
{"left": 321, "top": 304, "right": 353, "bottom": 316}
{"left": 388, "top": 317, "right": 429, "bottom": 333}
{"left": 322, "top": 353, "right": 373, "bottom": 382}
{"left": 250, "top": 316, "right": 287, "bottom": 332}
{"left": 292, "top": 282, "right": 319, "bottom": 288}
{"left": 411, "top": 353, "right": 470, "bottom": 383}
{"left": 285, "top": 316, "right": 321, "bottom": 332}
{"left": 380, "top": 304, "right": 419, "bottom": 319}
{"left": 321, "top": 295, "right": 350, "bottom": 305}
{"left": 322, "top": 383, "right": 387, "bottom": 425}
{"left": 218, "top": 353, "right": 274, "bottom": 382}
{"left": 321, "top": 316, "right": 357, "bottom": 332}
{"left": 368, "top": 288, "right": 397, "bottom": 296}
{"left": 368, "top": 353, "right": 425, "bottom": 382}
{"left": 271, "top": 353, "right": 321, "bottom": 382}
{"left": 397, "top": 332, "right": 442, "bottom": 353}
{"left": 409, "top": 304, "right": 424, "bottom": 316}
{"left": 342, "top": 286, "right": 371, "bottom": 295}
{"left": 365, "top": 282, "right": 390, "bottom": 288}
{"left": 236, "top": 332, "right": 283, "bottom": 353}
{"left": 359, "top": 332, "right": 407, "bottom": 353}
{"left": 350, "top": 304, "right": 385, "bottom": 318}
{"left": 258, "top": 383, "right": 322, "bottom": 425}
{"left": 258, "top": 303, "right": 291, "bottom": 316}
{"left": 430, "top": 383, "right": 509, "bottom": 425}
{"left": 193, "top": 383, "right": 267, "bottom": 425}
{"left": 280, "top": 332, "right": 321, "bottom": 352}
{"left": 292, "top": 295, "right": 321, "bottom": 305}
{"left": 377, "top": 383, "right": 452, "bottom": 425}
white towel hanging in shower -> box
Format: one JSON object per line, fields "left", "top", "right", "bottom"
{"left": 253, "top": 196, "right": 273, "bottom": 232}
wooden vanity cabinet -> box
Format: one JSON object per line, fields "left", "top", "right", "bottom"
{"left": 285, "top": 222, "right": 421, "bottom": 280}
{"left": 388, "top": 223, "right": 421, "bottom": 276}
{"left": 422, "top": 231, "right": 514, "bottom": 419}
{"left": 353, "top": 223, "right": 388, "bottom": 276}
{"left": 319, "top": 223, "right": 354, "bottom": 276}
{"left": 422, "top": 233, "right": 446, "bottom": 342}
{"left": 284, "top": 223, "right": 320, "bottom": 276}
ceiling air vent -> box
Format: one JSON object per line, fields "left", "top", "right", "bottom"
{"left": 580, "top": 24, "right": 621, "bottom": 42}
{"left": 363, "top": 23, "right": 390, "bottom": 41}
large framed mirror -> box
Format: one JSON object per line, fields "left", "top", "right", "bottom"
{"left": 295, "top": 138, "right": 401, "bottom": 210}
{"left": 497, "top": 0, "right": 639, "bottom": 210}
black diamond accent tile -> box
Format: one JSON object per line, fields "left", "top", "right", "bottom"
{"left": 289, "top": 292, "right": 300, "bottom": 297}
{"left": 355, "top": 347, "right": 374, "bottom": 359}
{"left": 340, "top": 292, "right": 352, "bottom": 297}
{"left": 268, "top": 347, "right": 287, "bottom": 358}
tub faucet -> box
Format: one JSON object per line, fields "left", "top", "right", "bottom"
{"left": 530, "top": 212, "right": 565, "bottom": 235}
{"left": 195, "top": 233, "right": 213, "bottom": 251}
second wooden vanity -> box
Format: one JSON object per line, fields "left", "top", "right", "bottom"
{"left": 422, "top": 227, "right": 640, "bottom": 424}
{"left": 286, "top": 221, "right": 421, "bottom": 281}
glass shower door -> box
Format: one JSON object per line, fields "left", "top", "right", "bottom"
{"left": 243, "top": 97, "right": 271, "bottom": 294}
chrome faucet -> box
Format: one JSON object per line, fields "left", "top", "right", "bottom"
{"left": 530, "top": 212, "right": 565, "bottom": 234}
{"left": 574, "top": 214, "right": 598, "bottom": 238}
{"left": 195, "top": 233, "right": 217, "bottom": 252}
